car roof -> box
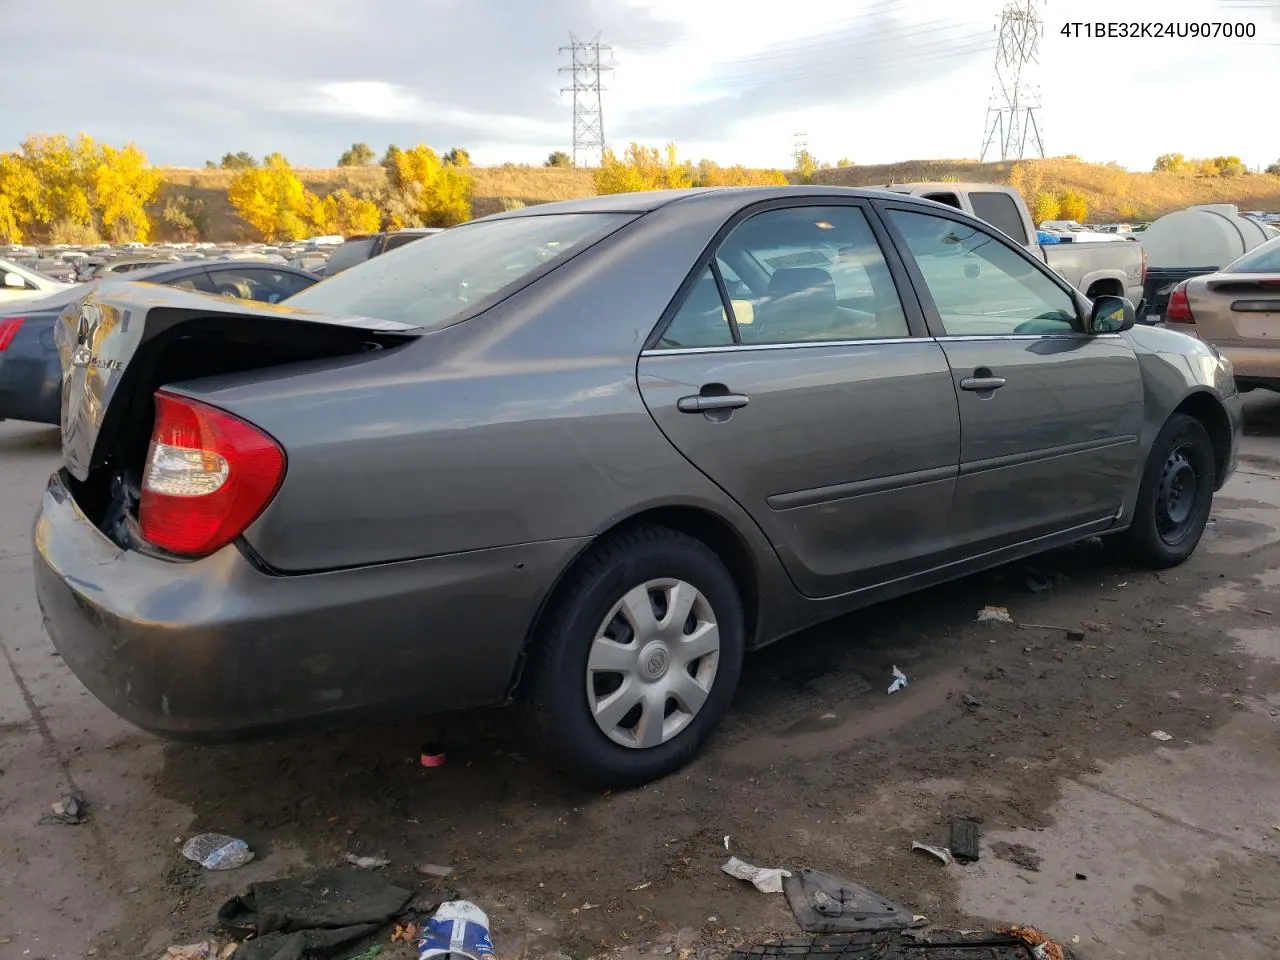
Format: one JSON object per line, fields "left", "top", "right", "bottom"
{"left": 475, "top": 185, "right": 937, "bottom": 221}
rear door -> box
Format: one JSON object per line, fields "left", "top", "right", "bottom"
{"left": 637, "top": 200, "right": 961, "bottom": 599}
{"left": 878, "top": 202, "right": 1143, "bottom": 554}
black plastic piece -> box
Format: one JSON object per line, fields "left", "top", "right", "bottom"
{"left": 950, "top": 819, "right": 980, "bottom": 864}
{"left": 733, "top": 932, "right": 1045, "bottom": 959}
{"left": 783, "top": 868, "right": 921, "bottom": 933}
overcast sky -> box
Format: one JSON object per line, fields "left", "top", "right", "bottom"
{"left": 2, "top": 0, "right": 1276, "bottom": 171}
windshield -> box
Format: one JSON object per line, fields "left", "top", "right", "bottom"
{"left": 1223, "top": 236, "right": 1280, "bottom": 274}
{"left": 286, "top": 212, "right": 633, "bottom": 330}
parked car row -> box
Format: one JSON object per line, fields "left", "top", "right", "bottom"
{"left": 27, "top": 184, "right": 1242, "bottom": 789}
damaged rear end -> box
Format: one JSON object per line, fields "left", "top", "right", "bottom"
{"left": 54, "top": 281, "right": 421, "bottom": 554}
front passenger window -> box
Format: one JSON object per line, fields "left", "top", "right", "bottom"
{"left": 888, "top": 209, "right": 1079, "bottom": 337}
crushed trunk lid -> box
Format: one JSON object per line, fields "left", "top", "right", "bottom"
{"left": 55, "top": 280, "right": 422, "bottom": 481}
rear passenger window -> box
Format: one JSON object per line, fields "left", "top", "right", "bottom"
{"left": 715, "top": 206, "right": 908, "bottom": 344}
{"left": 969, "top": 192, "right": 1028, "bottom": 244}
{"left": 658, "top": 268, "right": 735, "bottom": 349}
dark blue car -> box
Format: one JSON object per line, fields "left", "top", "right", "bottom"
{"left": 0, "top": 259, "right": 319, "bottom": 425}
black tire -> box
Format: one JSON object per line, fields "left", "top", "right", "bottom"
{"left": 1109, "top": 413, "right": 1215, "bottom": 568}
{"left": 514, "top": 524, "right": 745, "bottom": 788}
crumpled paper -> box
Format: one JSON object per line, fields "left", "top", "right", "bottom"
{"left": 722, "top": 856, "right": 791, "bottom": 894}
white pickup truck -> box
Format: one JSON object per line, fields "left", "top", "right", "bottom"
{"left": 884, "top": 182, "right": 1147, "bottom": 305}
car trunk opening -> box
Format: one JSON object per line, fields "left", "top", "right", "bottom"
{"left": 56, "top": 284, "right": 421, "bottom": 551}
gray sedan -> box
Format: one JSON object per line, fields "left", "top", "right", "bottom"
{"left": 33, "top": 186, "right": 1242, "bottom": 787}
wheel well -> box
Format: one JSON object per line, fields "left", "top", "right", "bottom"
{"left": 508, "top": 506, "right": 763, "bottom": 697}
{"left": 1175, "top": 391, "right": 1231, "bottom": 487}
{"left": 1086, "top": 278, "right": 1124, "bottom": 298}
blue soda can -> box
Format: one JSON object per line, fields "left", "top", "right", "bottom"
{"left": 417, "top": 900, "right": 496, "bottom": 960}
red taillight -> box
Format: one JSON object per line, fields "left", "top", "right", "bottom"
{"left": 1165, "top": 281, "right": 1195, "bottom": 324}
{"left": 139, "top": 391, "right": 286, "bottom": 557}
{"left": 0, "top": 317, "right": 24, "bottom": 351}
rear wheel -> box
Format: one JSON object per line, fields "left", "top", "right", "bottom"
{"left": 515, "top": 525, "right": 745, "bottom": 788}
{"left": 1109, "top": 413, "right": 1215, "bottom": 568}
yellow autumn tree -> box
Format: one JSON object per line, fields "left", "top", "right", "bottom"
{"left": 0, "top": 152, "right": 42, "bottom": 243}
{"left": 228, "top": 153, "right": 315, "bottom": 241}
{"left": 693, "top": 160, "right": 788, "bottom": 187}
{"left": 19, "top": 134, "right": 96, "bottom": 237}
{"left": 92, "top": 143, "right": 162, "bottom": 242}
{"left": 595, "top": 143, "right": 694, "bottom": 194}
{"left": 308, "top": 189, "right": 382, "bottom": 236}
{"left": 383, "top": 145, "right": 473, "bottom": 227}
{"left": 1058, "top": 189, "right": 1088, "bottom": 223}
{"left": 1030, "top": 191, "right": 1061, "bottom": 225}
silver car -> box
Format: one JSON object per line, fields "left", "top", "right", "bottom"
{"left": 33, "top": 187, "right": 1242, "bottom": 787}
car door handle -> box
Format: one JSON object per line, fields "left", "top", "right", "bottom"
{"left": 959, "top": 376, "right": 1006, "bottom": 392}
{"left": 677, "top": 393, "right": 750, "bottom": 413}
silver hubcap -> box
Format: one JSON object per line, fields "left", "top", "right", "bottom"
{"left": 586, "top": 578, "right": 720, "bottom": 750}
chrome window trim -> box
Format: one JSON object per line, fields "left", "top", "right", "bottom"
{"left": 641, "top": 332, "right": 1122, "bottom": 357}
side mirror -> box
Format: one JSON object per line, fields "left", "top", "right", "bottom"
{"left": 1090, "top": 295, "right": 1135, "bottom": 334}
{"left": 3, "top": 273, "right": 27, "bottom": 289}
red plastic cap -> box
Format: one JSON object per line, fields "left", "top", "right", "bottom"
{"left": 0, "top": 317, "right": 24, "bottom": 351}
{"left": 1164, "top": 281, "right": 1194, "bottom": 324}
{"left": 139, "top": 391, "right": 286, "bottom": 557}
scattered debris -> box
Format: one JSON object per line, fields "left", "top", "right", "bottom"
{"left": 733, "top": 929, "right": 1068, "bottom": 959}
{"left": 345, "top": 854, "right": 391, "bottom": 870}
{"left": 1019, "top": 621, "right": 1085, "bottom": 641}
{"left": 1025, "top": 571, "right": 1053, "bottom": 593}
{"left": 977, "top": 605, "right": 1013, "bottom": 624}
{"left": 991, "top": 841, "right": 1042, "bottom": 872}
{"left": 163, "top": 943, "right": 216, "bottom": 960}
{"left": 217, "top": 867, "right": 412, "bottom": 960}
{"left": 910, "top": 841, "right": 952, "bottom": 866}
{"left": 962, "top": 694, "right": 982, "bottom": 709}
{"left": 420, "top": 743, "right": 447, "bottom": 768}
{"left": 997, "top": 925, "right": 1068, "bottom": 960}
{"left": 887, "top": 666, "right": 908, "bottom": 694}
{"left": 1075, "top": 873, "right": 1088, "bottom": 880}
{"left": 722, "top": 856, "right": 791, "bottom": 894}
{"left": 949, "top": 820, "right": 980, "bottom": 863}
{"left": 418, "top": 900, "right": 496, "bottom": 960}
{"left": 1080, "top": 620, "right": 1106, "bottom": 633}
{"left": 724, "top": 835, "right": 731, "bottom": 851}
{"left": 631, "top": 881, "right": 652, "bottom": 891}
{"left": 415, "top": 863, "right": 454, "bottom": 878}
{"left": 345, "top": 948, "right": 382, "bottom": 960}
{"left": 40, "top": 791, "right": 88, "bottom": 826}
{"left": 1150, "top": 730, "right": 1174, "bottom": 742}
{"left": 182, "top": 834, "right": 254, "bottom": 871}
{"left": 390, "top": 923, "right": 419, "bottom": 943}
{"left": 783, "top": 868, "right": 922, "bottom": 933}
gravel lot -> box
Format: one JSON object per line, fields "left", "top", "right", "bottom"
{"left": 2, "top": 399, "right": 1279, "bottom": 960}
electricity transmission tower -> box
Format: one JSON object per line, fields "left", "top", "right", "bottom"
{"left": 979, "top": 0, "right": 1045, "bottom": 162}
{"left": 791, "top": 132, "right": 809, "bottom": 166}
{"left": 559, "top": 33, "right": 612, "bottom": 167}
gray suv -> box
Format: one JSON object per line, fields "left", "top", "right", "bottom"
{"left": 321, "top": 228, "right": 443, "bottom": 276}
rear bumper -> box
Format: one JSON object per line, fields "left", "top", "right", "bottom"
{"left": 32, "top": 471, "right": 587, "bottom": 738}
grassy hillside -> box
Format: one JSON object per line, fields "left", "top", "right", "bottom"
{"left": 811, "top": 158, "right": 1280, "bottom": 221}
{"left": 157, "top": 159, "right": 1280, "bottom": 241}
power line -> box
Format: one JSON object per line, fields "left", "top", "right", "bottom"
{"left": 979, "top": 0, "right": 1045, "bottom": 162}
{"left": 559, "top": 32, "right": 612, "bottom": 168}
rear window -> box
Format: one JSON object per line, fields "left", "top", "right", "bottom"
{"left": 1223, "top": 236, "right": 1280, "bottom": 274}
{"left": 969, "top": 191, "right": 1028, "bottom": 244}
{"left": 287, "top": 213, "right": 633, "bottom": 330}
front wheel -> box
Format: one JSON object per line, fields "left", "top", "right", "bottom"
{"left": 1109, "top": 413, "right": 1216, "bottom": 568}
{"left": 515, "top": 525, "right": 745, "bottom": 788}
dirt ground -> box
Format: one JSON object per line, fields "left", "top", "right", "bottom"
{"left": 3, "top": 398, "right": 1280, "bottom": 960}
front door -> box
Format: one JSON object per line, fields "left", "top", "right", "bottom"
{"left": 637, "top": 201, "right": 961, "bottom": 599}
{"left": 879, "top": 203, "right": 1144, "bottom": 554}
